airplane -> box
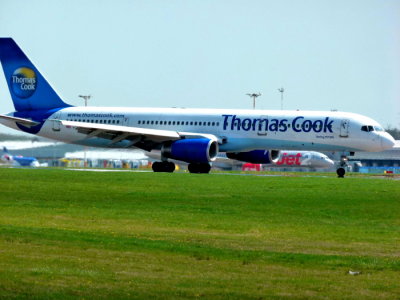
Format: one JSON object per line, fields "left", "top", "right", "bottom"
{"left": 0, "top": 38, "right": 395, "bottom": 177}
{"left": 1, "top": 147, "right": 39, "bottom": 167}
{"left": 225, "top": 150, "right": 335, "bottom": 169}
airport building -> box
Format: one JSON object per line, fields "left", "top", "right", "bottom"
{"left": 349, "top": 141, "right": 400, "bottom": 173}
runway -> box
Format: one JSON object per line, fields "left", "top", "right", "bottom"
{"left": 62, "top": 168, "right": 400, "bottom": 179}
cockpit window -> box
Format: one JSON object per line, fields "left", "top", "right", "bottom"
{"left": 374, "top": 126, "right": 384, "bottom": 132}
{"left": 361, "top": 125, "right": 375, "bottom": 132}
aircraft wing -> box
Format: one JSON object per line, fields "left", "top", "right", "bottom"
{"left": 59, "top": 120, "right": 218, "bottom": 150}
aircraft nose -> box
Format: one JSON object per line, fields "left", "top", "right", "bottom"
{"left": 326, "top": 158, "right": 335, "bottom": 167}
{"left": 381, "top": 133, "right": 395, "bottom": 150}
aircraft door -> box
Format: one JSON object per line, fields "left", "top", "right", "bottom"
{"left": 52, "top": 112, "right": 61, "bottom": 131}
{"left": 113, "top": 115, "right": 128, "bottom": 126}
{"left": 122, "top": 116, "right": 129, "bottom": 126}
{"left": 339, "top": 119, "right": 349, "bottom": 137}
{"left": 257, "top": 115, "right": 268, "bottom": 136}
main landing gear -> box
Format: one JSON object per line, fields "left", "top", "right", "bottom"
{"left": 151, "top": 161, "right": 211, "bottom": 174}
{"left": 152, "top": 161, "right": 175, "bottom": 173}
{"left": 336, "top": 155, "right": 348, "bottom": 178}
{"left": 188, "top": 163, "right": 211, "bottom": 174}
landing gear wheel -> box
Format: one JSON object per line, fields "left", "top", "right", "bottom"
{"left": 164, "top": 162, "right": 175, "bottom": 173}
{"left": 198, "top": 163, "right": 211, "bottom": 173}
{"left": 188, "top": 163, "right": 211, "bottom": 174}
{"left": 152, "top": 162, "right": 160, "bottom": 172}
{"left": 152, "top": 161, "right": 175, "bottom": 173}
{"left": 336, "top": 167, "right": 345, "bottom": 178}
{"left": 336, "top": 155, "right": 348, "bottom": 178}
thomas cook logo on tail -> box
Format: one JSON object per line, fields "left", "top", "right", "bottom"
{"left": 10, "top": 67, "right": 37, "bottom": 98}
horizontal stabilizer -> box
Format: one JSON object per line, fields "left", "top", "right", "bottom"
{"left": 0, "top": 114, "right": 40, "bottom": 127}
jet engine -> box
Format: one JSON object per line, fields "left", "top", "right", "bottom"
{"left": 226, "top": 150, "right": 280, "bottom": 164}
{"left": 162, "top": 138, "right": 218, "bottom": 163}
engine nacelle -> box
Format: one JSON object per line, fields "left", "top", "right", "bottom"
{"left": 162, "top": 138, "right": 218, "bottom": 163}
{"left": 226, "top": 150, "right": 280, "bottom": 164}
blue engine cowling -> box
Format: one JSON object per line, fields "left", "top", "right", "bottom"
{"left": 162, "top": 138, "right": 218, "bottom": 163}
{"left": 226, "top": 150, "right": 280, "bottom": 164}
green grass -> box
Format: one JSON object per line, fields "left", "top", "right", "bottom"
{"left": 0, "top": 168, "right": 399, "bottom": 299}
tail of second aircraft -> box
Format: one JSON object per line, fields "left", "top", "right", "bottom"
{"left": 0, "top": 38, "right": 71, "bottom": 112}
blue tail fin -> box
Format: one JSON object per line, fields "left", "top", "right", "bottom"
{"left": 0, "top": 38, "right": 71, "bottom": 111}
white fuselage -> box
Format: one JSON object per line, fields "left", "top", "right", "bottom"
{"left": 208, "top": 150, "right": 335, "bottom": 168}
{"left": 273, "top": 151, "right": 334, "bottom": 168}
{"left": 0, "top": 106, "right": 395, "bottom": 153}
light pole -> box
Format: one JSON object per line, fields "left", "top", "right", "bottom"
{"left": 278, "top": 87, "right": 284, "bottom": 110}
{"left": 79, "top": 94, "right": 91, "bottom": 107}
{"left": 246, "top": 93, "right": 261, "bottom": 109}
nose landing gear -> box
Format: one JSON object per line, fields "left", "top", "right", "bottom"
{"left": 336, "top": 155, "right": 348, "bottom": 178}
{"left": 336, "top": 167, "right": 346, "bottom": 178}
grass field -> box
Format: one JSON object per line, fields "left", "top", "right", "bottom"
{"left": 0, "top": 168, "right": 399, "bottom": 299}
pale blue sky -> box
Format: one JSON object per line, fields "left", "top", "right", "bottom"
{"left": 0, "top": 0, "right": 399, "bottom": 134}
